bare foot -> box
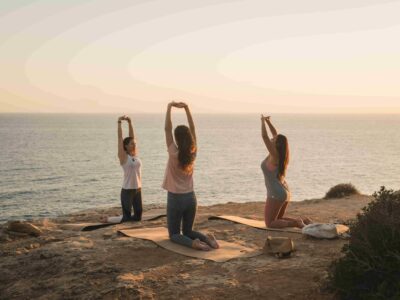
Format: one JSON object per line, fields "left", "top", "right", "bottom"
{"left": 192, "top": 239, "right": 211, "bottom": 251}
{"left": 206, "top": 233, "right": 220, "bottom": 249}
{"left": 303, "top": 217, "right": 313, "bottom": 225}
{"left": 295, "top": 218, "right": 306, "bottom": 228}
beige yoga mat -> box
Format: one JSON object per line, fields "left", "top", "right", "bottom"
{"left": 118, "top": 227, "right": 261, "bottom": 263}
{"left": 60, "top": 208, "right": 166, "bottom": 231}
{"left": 208, "top": 215, "right": 302, "bottom": 234}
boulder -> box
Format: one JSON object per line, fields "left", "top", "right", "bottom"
{"left": 7, "top": 221, "right": 42, "bottom": 237}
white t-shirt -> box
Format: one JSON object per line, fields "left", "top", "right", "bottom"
{"left": 121, "top": 155, "right": 142, "bottom": 189}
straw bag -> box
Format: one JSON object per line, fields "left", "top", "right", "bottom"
{"left": 263, "top": 236, "right": 295, "bottom": 258}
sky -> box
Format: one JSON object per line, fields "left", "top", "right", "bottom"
{"left": 0, "top": 0, "right": 399, "bottom": 114}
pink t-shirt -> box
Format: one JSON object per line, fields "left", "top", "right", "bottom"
{"left": 162, "top": 143, "right": 194, "bottom": 193}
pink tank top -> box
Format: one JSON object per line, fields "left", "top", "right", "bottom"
{"left": 162, "top": 143, "right": 194, "bottom": 193}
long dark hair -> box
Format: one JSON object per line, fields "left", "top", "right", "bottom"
{"left": 123, "top": 137, "right": 135, "bottom": 155}
{"left": 174, "top": 125, "right": 196, "bottom": 174}
{"left": 276, "top": 134, "right": 289, "bottom": 181}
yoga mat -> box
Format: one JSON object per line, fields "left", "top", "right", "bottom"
{"left": 60, "top": 208, "right": 166, "bottom": 232}
{"left": 208, "top": 215, "right": 302, "bottom": 234}
{"left": 118, "top": 227, "right": 261, "bottom": 263}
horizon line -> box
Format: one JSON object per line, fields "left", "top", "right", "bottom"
{"left": 1, "top": 112, "right": 400, "bottom": 115}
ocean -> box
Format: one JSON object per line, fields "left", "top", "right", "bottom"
{"left": 0, "top": 113, "right": 399, "bottom": 223}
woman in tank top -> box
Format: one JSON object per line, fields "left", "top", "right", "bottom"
{"left": 261, "top": 115, "right": 311, "bottom": 228}
{"left": 117, "top": 115, "right": 142, "bottom": 222}
{"left": 163, "top": 101, "right": 219, "bottom": 251}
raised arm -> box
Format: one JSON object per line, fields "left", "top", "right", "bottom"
{"left": 261, "top": 115, "right": 278, "bottom": 158}
{"left": 126, "top": 116, "right": 135, "bottom": 139}
{"left": 164, "top": 103, "right": 174, "bottom": 148}
{"left": 266, "top": 117, "right": 278, "bottom": 137}
{"left": 183, "top": 103, "right": 196, "bottom": 143}
{"left": 117, "top": 116, "right": 127, "bottom": 165}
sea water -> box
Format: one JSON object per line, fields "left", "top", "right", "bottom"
{"left": 0, "top": 114, "right": 399, "bottom": 222}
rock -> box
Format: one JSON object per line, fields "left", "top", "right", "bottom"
{"left": 0, "top": 231, "right": 11, "bottom": 242}
{"left": 28, "top": 243, "right": 40, "bottom": 249}
{"left": 7, "top": 231, "right": 29, "bottom": 237}
{"left": 102, "top": 286, "right": 143, "bottom": 300}
{"left": 7, "top": 221, "right": 42, "bottom": 237}
{"left": 39, "top": 250, "right": 60, "bottom": 259}
{"left": 103, "top": 232, "right": 113, "bottom": 239}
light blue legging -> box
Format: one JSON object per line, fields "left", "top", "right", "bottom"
{"left": 167, "top": 191, "right": 209, "bottom": 248}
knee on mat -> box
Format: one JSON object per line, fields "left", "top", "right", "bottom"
{"left": 182, "top": 230, "right": 193, "bottom": 237}
{"left": 169, "top": 233, "right": 180, "bottom": 241}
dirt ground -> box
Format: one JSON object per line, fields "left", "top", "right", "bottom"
{"left": 0, "top": 195, "right": 372, "bottom": 299}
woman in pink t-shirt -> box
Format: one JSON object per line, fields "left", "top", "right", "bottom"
{"left": 163, "top": 101, "right": 218, "bottom": 251}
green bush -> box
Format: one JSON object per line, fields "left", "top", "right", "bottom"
{"left": 325, "top": 183, "right": 360, "bottom": 199}
{"left": 328, "top": 187, "right": 400, "bottom": 300}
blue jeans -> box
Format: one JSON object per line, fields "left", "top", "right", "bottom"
{"left": 167, "top": 191, "right": 209, "bottom": 248}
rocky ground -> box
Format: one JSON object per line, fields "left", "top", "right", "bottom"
{"left": 0, "top": 195, "right": 372, "bottom": 299}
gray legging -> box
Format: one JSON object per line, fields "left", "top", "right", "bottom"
{"left": 167, "top": 191, "right": 209, "bottom": 248}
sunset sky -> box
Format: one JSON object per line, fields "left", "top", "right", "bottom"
{"left": 0, "top": 0, "right": 399, "bottom": 113}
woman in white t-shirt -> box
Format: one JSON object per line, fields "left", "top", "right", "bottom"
{"left": 117, "top": 115, "right": 142, "bottom": 222}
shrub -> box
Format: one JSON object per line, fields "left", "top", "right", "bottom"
{"left": 325, "top": 183, "right": 360, "bottom": 199}
{"left": 328, "top": 187, "right": 400, "bottom": 300}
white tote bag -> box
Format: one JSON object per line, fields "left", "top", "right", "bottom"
{"left": 302, "top": 223, "right": 349, "bottom": 239}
